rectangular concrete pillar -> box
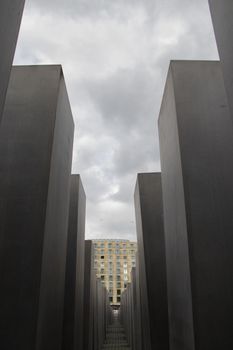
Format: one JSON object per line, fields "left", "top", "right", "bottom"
{"left": 134, "top": 173, "right": 169, "bottom": 350}
{"left": 130, "top": 268, "right": 137, "bottom": 350}
{"left": 62, "top": 175, "right": 86, "bottom": 350}
{"left": 0, "top": 65, "right": 74, "bottom": 350}
{"left": 208, "top": 1, "right": 233, "bottom": 119}
{"left": 135, "top": 254, "right": 143, "bottom": 350}
{"left": 158, "top": 60, "right": 233, "bottom": 350}
{"left": 0, "top": 1, "right": 25, "bottom": 121}
{"left": 83, "top": 240, "right": 95, "bottom": 350}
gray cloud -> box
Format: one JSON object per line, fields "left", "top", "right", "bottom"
{"left": 15, "top": 0, "right": 218, "bottom": 240}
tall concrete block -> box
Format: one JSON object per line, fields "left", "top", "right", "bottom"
{"left": 134, "top": 173, "right": 169, "bottom": 350}
{"left": 130, "top": 268, "right": 136, "bottom": 349}
{"left": 83, "top": 240, "right": 95, "bottom": 350}
{"left": 208, "top": 0, "right": 233, "bottom": 119}
{"left": 0, "top": 1, "right": 25, "bottom": 121}
{"left": 0, "top": 65, "right": 74, "bottom": 350}
{"left": 135, "top": 254, "right": 142, "bottom": 350}
{"left": 83, "top": 242, "right": 110, "bottom": 350}
{"left": 158, "top": 60, "right": 233, "bottom": 350}
{"left": 120, "top": 268, "right": 140, "bottom": 350}
{"left": 62, "top": 175, "right": 86, "bottom": 350}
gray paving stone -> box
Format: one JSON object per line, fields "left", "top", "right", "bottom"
{"left": 102, "top": 313, "right": 131, "bottom": 350}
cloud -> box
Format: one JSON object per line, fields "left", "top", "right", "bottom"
{"left": 15, "top": 0, "right": 218, "bottom": 240}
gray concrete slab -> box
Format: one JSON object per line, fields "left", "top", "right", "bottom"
{"left": 62, "top": 175, "right": 86, "bottom": 350}
{"left": 83, "top": 240, "right": 95, "bottom": 350}
{"left": 208, "top": 1, "right": 233, "bottom": 120}
{"left": 158, "top": 60, "right": 233, "bottom": 350}
{"left": 0, "top": 1, "right": 25, "bottom": 122}
{"left": 135, "top": 255, "right": 142, "bottom": 350}
{"left": 83, "top": 243, "right": 111, "bottom": 350}
{"left": 134, "top": 173, "right": 169, "bottom": 350}
{"left": 102, "top": 313, "right": 130, "bottom": 350}
{"left": 0, "top": 65, "right": 74, "bottom": 350}
{"left": 130, "top": 268, "right": 137, "bottom": 350}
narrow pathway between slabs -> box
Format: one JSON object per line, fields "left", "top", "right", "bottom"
{"left": 102, "top": 311, "right": 131, "bottom": 350}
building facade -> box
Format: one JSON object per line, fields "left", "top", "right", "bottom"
{"left": 93, "top": 239, "right": 137, "bottom": 305}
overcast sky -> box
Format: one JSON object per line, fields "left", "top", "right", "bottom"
{"left": 14, "top": 0, "right": 218, "bottom": 241}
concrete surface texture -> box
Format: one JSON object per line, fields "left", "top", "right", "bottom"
{"left": 134, "top": 255, "right": 142, "bottom": 350}
{"left": 62, "top": 175, "right": 86, "bottom": 350}
{"left": 158, "top": 60, "right": 233, "bottom": 350}
{"left": 83, "top": 240, "right": 112, "bottom": 350}
{"left": 208, "top": 0, "right": 233, "bottom": 121}
{"left": 0, "top": 1, "right": 25, "bottom": 122}
{"left": 83, "top": 240, "right": 95, "bottom": 350}
{"left": 134, "top": 173, "right": 169, "bottom": 350}
{"left": 102, "top": 312, "right": 130, "bottom": 349}
{"left": 0, "top": 65, "right": 74, "bottom": 350}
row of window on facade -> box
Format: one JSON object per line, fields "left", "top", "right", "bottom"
{"left": 94, "top": 249, "right": 135, "bottom": 255}
{"left": 107, "top": 282, "right": 128, "bottom": 288}
{"left": 97, "top": 261, "right": 129, "bottom": 267}
{"left": 109, "top": 296, "right": 121, "bottom": 303}
{"left": 108, "top": 289, "right": 122, "bottom": 296}
{"left": 101, "top": 279, "right": 128, "bottom": 289}
{"left": 98, "top": 268, "right": 129, "bottom": 274}
{"left": 94, "top": 242, "right": 136, "bottom": 248}
{"left": 95, "top": 261, "right": 134, "bottom": 268}
{"left": 94, "top": 255, "right": 136, "bottom": 261}
{"left": 94, "top": 264, "right": 135, "bottom": 271}
{"left": 100, "top": 274, "right": 128, "bottom": 281}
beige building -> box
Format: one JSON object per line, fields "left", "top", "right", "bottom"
{"left": 93, "top": 239, "right": 137, "bottom": 305}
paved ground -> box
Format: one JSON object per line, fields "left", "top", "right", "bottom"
{"left": 102, "top": 313, "right": 131, "bottom": 350}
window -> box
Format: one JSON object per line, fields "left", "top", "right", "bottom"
{"left": 117, "top": 282, "right": 121, "bottom": 288}
{"left": 101, "top": 269, "right": 104, "bottom": 273}
{"left": 108, "top": 243, "right": 112, "bottom": 248}
{"left": 101, "top": 243, "right": 104, "bottom": 248}
{"left": 101, "top": 255, "right": 104, "bottom": 259}
{"left": 124, "top": 283, "right": 127, "bottom": 288}
{"left": 117, "top": 275, "right": 121, "bottom": 281}
{"left": 117, "top": 297, "right": 121, "bottom": 302}
{"left": 117, "top": 256, "right": 120, "bottom": 260}
{"left": 117, "top": 261, "right": 120, "bottom": 267}
{"left": 101, "top": 249, "right": 104, "bottom": 255}
{"left": 123, "top": 262, "right": 127, "bottom": 267}
{"left": 108, "top": 249, "right": 112, "bottom": 254}
{"left": 124, "top": 256, "right": 127, "bottom": 259}
{"left": 109, "top": 297, "right": 113, "bottom": 302}
{"left": 101, "top": 262, "right": 104, "bottom": 268}
{"left": 109, "top": 275, "right": 113, "bottom": 281}
{"left": 117, "top": 289, "right": 121, "bottom": 295}
{"left": 123, "top": 250, "right": 126, "bottom": 254}
{"left": 116, "top": 268, "right": 121, "bottom": 274}
{"left": 101, "top": 275, "right": 104, "bottom": 280}
{"left": 109, "top": 281, "right": 113, "bottom": 287}
{"left": 116, "top": 250, "right": 120, "bottom": 254}
{"left": 109, "top": 255, "right": 112, "bottom": 260}
{"left": 124, "top": 275, "right": 128, "bottom": 281}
